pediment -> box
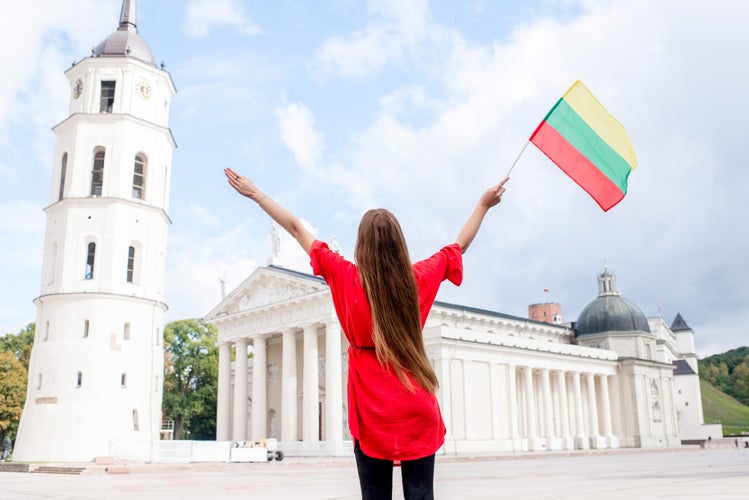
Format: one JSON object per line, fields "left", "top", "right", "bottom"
{"left": 205, "top": 265, "right": 328, "bottom": 320}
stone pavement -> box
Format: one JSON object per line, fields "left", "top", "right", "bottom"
{"left": 1, "top": 447, "right": 747, "bottom": 499}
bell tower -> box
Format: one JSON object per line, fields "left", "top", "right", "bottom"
{"left": 13, "top": 0, "right": 176, "bottom": 462}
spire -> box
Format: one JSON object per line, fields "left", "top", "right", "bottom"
{"left": 118, "top": 0, "right": 137, "bottom": 32}
{"left": 671, "top": 313, "right": 692, "bottom": 331}
{"left": 597, "top": 264, "right": 620, "bottom": 297}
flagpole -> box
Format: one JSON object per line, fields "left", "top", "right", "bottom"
{"left": 506, "top": 140, "right": 530, "bottom": 178}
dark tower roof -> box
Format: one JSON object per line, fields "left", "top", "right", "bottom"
{"left": 93, "top": 0, "right": 155, "bottom": 66}
{"left": 575, "top": 266, "right": 651, "bottom": 337}
{"left": 670, "top": 313, "right": 691, "bottom": 332}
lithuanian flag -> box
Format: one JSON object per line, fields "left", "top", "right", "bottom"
{"left": 530, "top": 81, "right": 637, "bottom": 211}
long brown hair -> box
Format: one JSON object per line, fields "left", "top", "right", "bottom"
{"left": 354, "top": 209, "right": 439, "bottom": 394}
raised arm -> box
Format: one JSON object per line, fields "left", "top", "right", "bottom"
{"left": 455, "top": 177, "right": 509, "bottom": 254}
{"left": 224, "top": 167, "right": 315, "bottom": 255}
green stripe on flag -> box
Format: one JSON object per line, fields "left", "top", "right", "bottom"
{"left": 545, "top": 99, "right": 632, "bottom": 193}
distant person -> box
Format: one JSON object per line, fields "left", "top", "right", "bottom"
{"left": 735, "top": 438, "right": 739, "bottom": 449}
{"left": 225, "top": 167, "right": 508, "bottom": 499}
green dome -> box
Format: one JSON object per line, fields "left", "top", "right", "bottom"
{"left": 575, "top": 266, "right": 651, "bottom": 337}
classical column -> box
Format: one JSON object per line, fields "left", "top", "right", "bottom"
{"left": 541, "top": 368, "right": 553, "bottom": 443}
{"left": 586, "top": 372, "right": 600, "bottom": 438}
{"left": 599, "top": 374, "right": 613, "bottom": 441}
{"left": 572, "top": 371, "right": 587, "bottom": 448}
{"left": 508, "top": 365, "right": 520, "bottom": 443}
{"left": 232, "top": 338, "right": 248, "bottom": 441}
{"left": 556, "top": 371, "right": 571, "bottom": 445}
{"left": 303, "top": 324, "right": 320, "bottom": 442}
{"left": 216, "top": 341, "right": 232, "bottom": 441}
{"left": 325, "top": 321, "right": 343, "bottom": 443}
{"left": 523, "top": 367, "right": 537, "bottom": 442}
{"left": 251, "top": 336, "right": 267, "bottom": 440}
{"left": 282, "top": 329, "right": 298, "bottom": 442}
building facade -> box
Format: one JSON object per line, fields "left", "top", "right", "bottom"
{"left": 206, "top": 263, "right": 712, "bottom": 456}
{"left": 13, "top": 0, "right": 176, "bottom": 462}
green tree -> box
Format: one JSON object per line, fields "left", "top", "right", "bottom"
{"left": 162, "top": 319, "right": 218, "bottom": 440}
{"left": 0, "top": 323, "right": 35, "bottom": 370}
{"left": 0, "top": 350, "right": 27, "bottom": 448}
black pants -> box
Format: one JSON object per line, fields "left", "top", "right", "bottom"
{"left": 354, "top": 440, "right": 435, "bottom": 500}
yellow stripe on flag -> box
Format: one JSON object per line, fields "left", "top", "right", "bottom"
{"left": 562, "top": 81, "right": 638, "bottom": 170}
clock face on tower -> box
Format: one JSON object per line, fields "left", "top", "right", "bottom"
{"left": 136, "top": 80, "right": 152, "bottom": 99}
{"left": 73, "top": 79, "right": 83, "bottom": 99}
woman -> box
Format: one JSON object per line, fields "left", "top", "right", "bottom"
{"left": 225, "top": 167, "right": 508, "bottom": 499}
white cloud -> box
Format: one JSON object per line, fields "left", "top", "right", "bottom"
{"left": 183, "top": 0, "right": 262, "bottom": 38}
{"left": 275, "top": 102, "right": 324, "bottom": 174}
{"left": 314, "top": 0, "right": 431, "bottom": 78}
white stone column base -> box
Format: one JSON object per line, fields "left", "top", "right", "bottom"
{"left": 560, "top": 436, "right": 575, "bottom": 450}
{"left": 606, "top": 435, "right": 620, "bottom": 449}
{"left": 545, "top": 437, "right": 564, "bottom": 451}
{"left": 526, "top": 437, "right": 545, "bottom": 451}
{"left": 574, "top": 435, "right": 589, "bottom": 450}
{"left": 589, "top": 435, "right": 607, "bottom": 449}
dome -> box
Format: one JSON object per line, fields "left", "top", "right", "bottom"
{"left": 93, "top": 0, "right": 155, "bottom": 66}
{"left": 575, "top": 267, "right": 651, "bottom": 337}
{"left": 576, "top": 295, "right": 651, "bottom": 336}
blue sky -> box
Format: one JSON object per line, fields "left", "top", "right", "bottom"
{"left": 1, "top": 0, "right": 747, "bottom": 356}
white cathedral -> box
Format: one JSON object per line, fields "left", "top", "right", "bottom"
{"left": 13, "top": 1, "right": 717, "bottom": 464}
{"left": 206, "top": 259, "right": 718, "bottom": 457}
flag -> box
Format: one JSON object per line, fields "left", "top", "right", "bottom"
{"left": 530, "top": 81, "right": 637, "bottom": 211}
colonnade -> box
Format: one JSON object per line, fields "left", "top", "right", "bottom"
{"left": 516, "top": 366, "right": 615, "bottom": 450}
{"left": 216, "top": 321, "right": 344, "bottom": 444}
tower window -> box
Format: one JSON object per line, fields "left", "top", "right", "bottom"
{"left": 124, "top": 323, "right": 131, "bottom": 340}
{"left": 121, "top": 373, "right": 127, "bottom": 388}
{"left": 126, "top": 246, "right": 135, "bottom": 282}
{"left": 85, "top": 242, "right": 96, "bottom": 279}
{"left": 37, "top": 373, "right": 43, "bottom": 390}
{"left": 59, "top": 153, "right": 68, "bottom": 201}
{"left": 76, "top": 371, "right": 83, "bottom": 388}
{"left": 83, "top": 319, "right": 90, "bottom": 338}
{"left": 100, "top": 80, "right": 115, "bottom": 113}
{"left": 132, "top": 154, "right": 146, "bottom": 199}
{"left": 90, "top": 149, "right": 105, "bottom": 196}
{"left": 133, "top": 409, "right": 140, "bottom": 431}
{"left": 44, "top": 321, "right": 49, "bottom": 341}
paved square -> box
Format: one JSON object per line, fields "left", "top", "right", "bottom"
{"left": 1, "top": 448, "right": 747, "bottom": 499}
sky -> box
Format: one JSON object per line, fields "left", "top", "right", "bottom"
{"left": 0, "top": 0, "right": 747, "bottom": 357}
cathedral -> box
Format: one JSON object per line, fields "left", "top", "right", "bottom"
{"left": 206, "top": 259, "right": 718, "bottom": 456}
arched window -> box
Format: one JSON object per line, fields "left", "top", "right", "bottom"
{"left": 123, "top": 323, "right": 131, "bottom": 340}
{"left": 133, "top": 409, "right": 140, "bottom": 431}
{"left": 132, "top": 154, "right": 146, "bottom": 199}
{"left": 126, "top": 246, "right": 135, "bottom": 282}
{"left": 100, "top": 80, "right": 115, "bottom": 113}
{"left": 76, "top": 371, "right": 83, "bottom": 388}
{"left": 121, "top": 373, "right": 127, "bottom": 388}
{"left": 59, "top": 153, "right": 68, "bottom": 201}
{"left": 85, "top": 242, "right": 96, "bottom": 279}
{"left": 83, "top": 319, "right": 90, "bottom": 338}
{"left": 37, "top": 373, "right": 43, "bottom": 390}
{"left": 90, "top": 149, "right": 105, "bottom": 196}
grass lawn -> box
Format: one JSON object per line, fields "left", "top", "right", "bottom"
{"left": 700, "top": 378, "right": 749, "bottom": 436}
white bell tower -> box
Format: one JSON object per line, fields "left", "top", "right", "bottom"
{"left": 13, "top": 0, "right": 176, "bottom": 462}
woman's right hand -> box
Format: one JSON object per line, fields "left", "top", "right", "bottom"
{"left": 225, "top": 167, "right": 267, "bottom": 203}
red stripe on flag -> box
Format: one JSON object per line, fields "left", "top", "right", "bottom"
{"left": 531, "top": 121, "right": 625, "bottom": 211}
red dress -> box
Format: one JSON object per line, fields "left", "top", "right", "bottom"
{"left": 309, "top": 239, "right": 463, "bottom": 460}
